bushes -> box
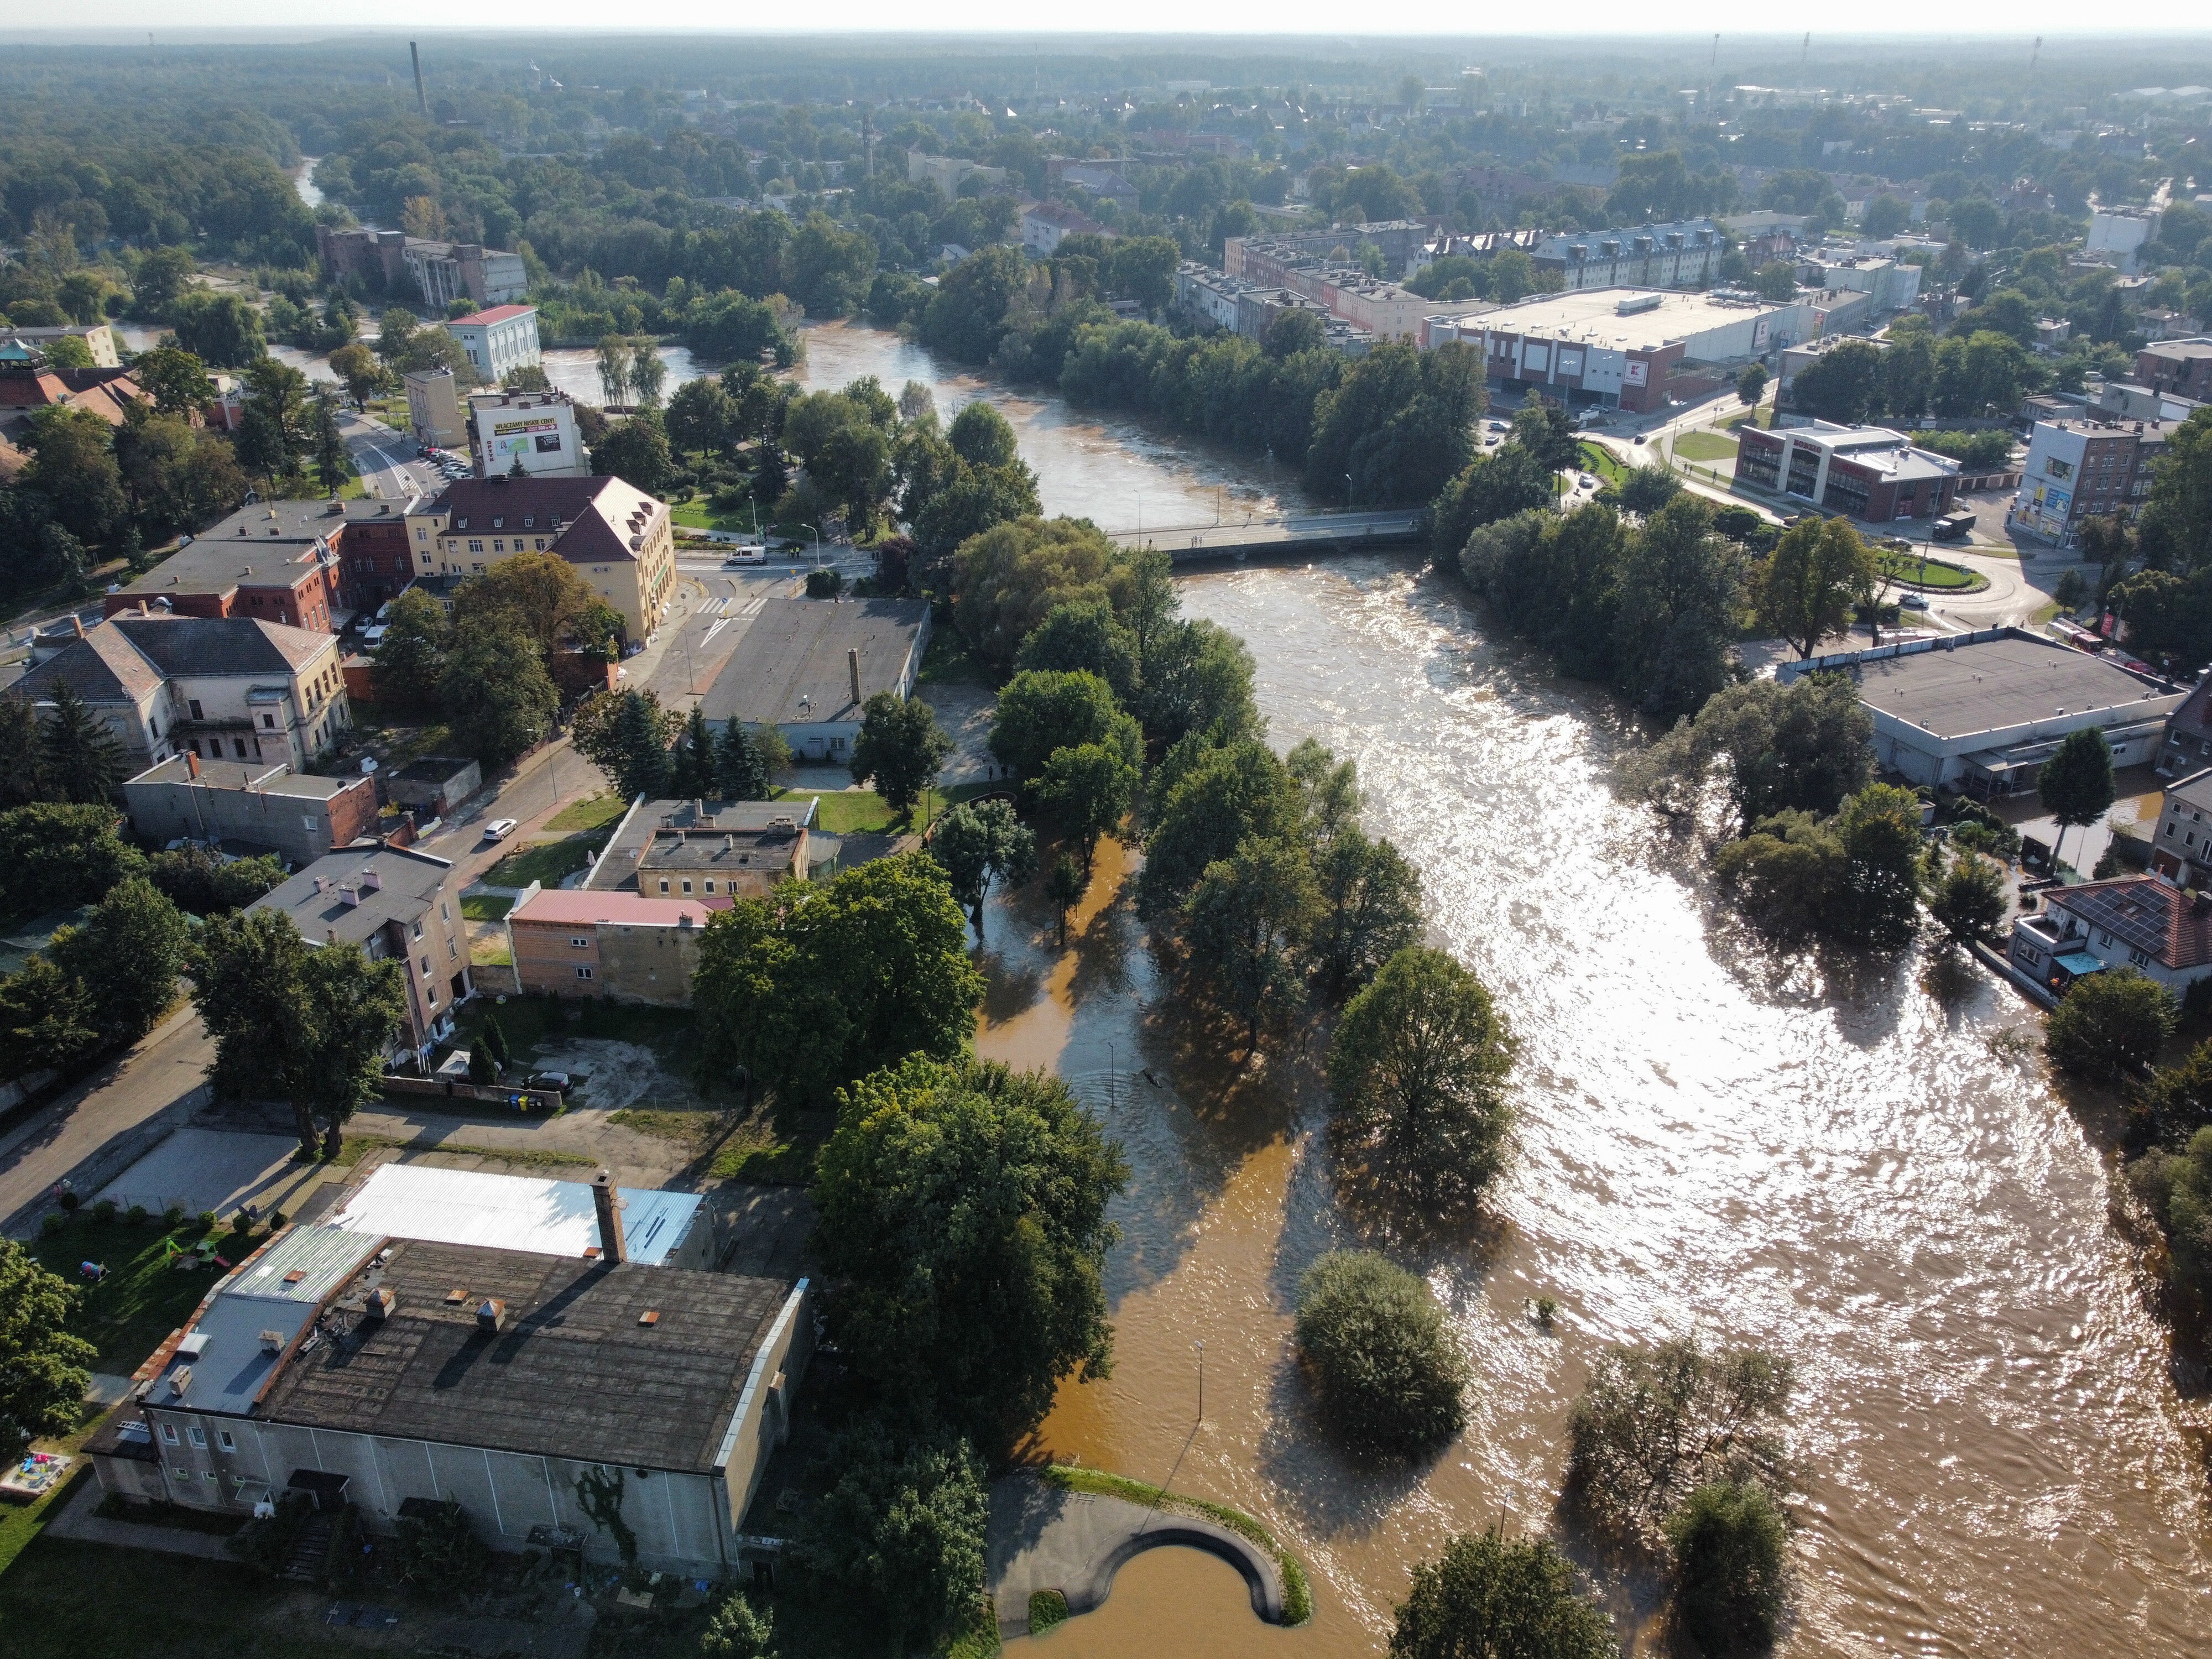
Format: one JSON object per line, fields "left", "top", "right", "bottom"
{"left": 1388, "top": 1528, "right": 1616, "bottom": 1659}
{"left": 2131, "top": 1129, "right": 2212, "bottom": 1303}
{"left": 1294, "top": 1251, "right": 1468, "bottom": 1459}
{"left": 1666, "top": 1480, "right": 1790, "bottom": 1656}
{"left": 2046, "top": 968, "right": 2176, "bottom": 1081}
{"left": 390, "top": 1499, "right": 490, "bottom": 1595}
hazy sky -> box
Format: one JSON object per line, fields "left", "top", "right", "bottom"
{"left": 14, "top": 12, "right": 2212, "bottom": 41}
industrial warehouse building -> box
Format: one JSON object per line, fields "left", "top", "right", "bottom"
{"left": 96, "top": 1198, "right": 810, "bottom": 1578}
{"left": 1776, "top": 628, "right": 2188, "bottom": 797}
{"left": 701, "top": 597, "right": 931, "bottom": 764}
{"left": 1422, "top": 288, "right": 1807, "bottom": 414}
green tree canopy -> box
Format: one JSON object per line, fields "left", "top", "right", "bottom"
{"left": 848, "top": 692, "right": 951, "bottom": 817}
{"left": 1629, "top": 674, "right": 1875, "bottom": 832}
{"left": 1185, "top": 834, "right": 1317, "bottom": 1048}
{"left": 1013, "top": 598, "right": 1138, "bottom": 703}
{"left": 1137, "top": 737, "right": 1299, "bottom": 917}
{"left": 811, "top": 1055, "right": 1129, "bottom": 1450}
{"left": 931, "top": 797, "right": 1038, "bottom": 926}
{"left": 1752, "top": 518, "right": 1877, "bottom": 660}
{"left": 1328, "top": 945, "right": 1517, "bottom": 1222}
{"left": 1387, "top": 1529, "right": 1616, "bottom": 1659}
{"left": 693, "top": 854, "right": 984, "bottom": 1107}
{"left": 0, "top": 802, "right": 145, "bottom": 924}
{"left": 989, "top": 669, "right": 1140, "bottom": 781}
{"left": 50, "top": 877, "right": 189, "bottom": 1046}
{"left": 2046, "top": 967, "right": 2176, "bottom": 1080}
{"left": 0, "top": 1239, "right": 98, "bottom": 1451}
{"left": 1033, "top": 742, "right": 1138, "bottom": 875}
{"left": 370, "top": 588, "right": 451, "bottom": 717}
{"left": 1295, "top": 1250, "right": 1469, "bottom": 1459}
{"left": 439, "top": 618, "right": 560, "bottom": 769}
{"left": 34, "top": 680, "right": 127, "bottom": 802}
{"left": 2039, "top": 728, "right": 2116, "bottom": 867}
{"left": 953, "top": 516, "right": 1124, "bottom": 666}
{"left": 1666, "top": 1480, "right": 1790, "bottom": 1657}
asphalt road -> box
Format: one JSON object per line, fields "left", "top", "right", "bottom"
{"left": 339, "top": 408, "right": 447, "bottom": 504}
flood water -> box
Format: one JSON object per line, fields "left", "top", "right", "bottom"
{"left": 796, "top": 293, "right": 2212, "bottom": 1657}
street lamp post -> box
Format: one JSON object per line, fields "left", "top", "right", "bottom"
{"left": 1344, "top": 472, "right": 1354, "bottom": 510}
{"left": 1196, "top": 1340, "right": 1205, "bottom": 1422}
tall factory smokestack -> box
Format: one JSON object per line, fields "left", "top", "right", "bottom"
{"left": 848, "top": 648, "right": 861, "bottom": 708}
{"left": 410, "top": 41, "right": 429, "bottom": 117}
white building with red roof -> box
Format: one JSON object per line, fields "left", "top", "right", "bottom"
{"left": 444, "top": 304, "right": 541, "bottom": 383}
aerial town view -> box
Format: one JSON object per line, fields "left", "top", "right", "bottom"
{"left": 7, "top": 13, "right": 2212, "bottom": 1657}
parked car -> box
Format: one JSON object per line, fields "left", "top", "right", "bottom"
{"left": 1899, "top": 593, "right": 1931, "bottom": 610}
{"left": 723, "top": 544, "right": 768, "bottom": 565}
{"left": 361, "top": 624, "right": 389, "bottom": 647}
{"left": 527, "top": 1071, "right": 573, "bottom": 1094}
{"left": 483, "top": 817, "right": 519, "bottom": 840}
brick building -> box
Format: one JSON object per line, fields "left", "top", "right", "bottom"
{"left": 110, "top": 499, "right": 416, "bottom": 626}
{"left": 122, "top": 755, "right": 379, "bottom": 868}
{"left": 1735, "top": 421, "right": 1963, "bottom": 521}
{"left": 2137, "top": 338, "right": 2212, "bottom": 402}
{"left": 1532, "top": 220, "right": 1728, "bottom": 291}
{"left": 507, "top": 888, "right": 712, "bottom": 1006}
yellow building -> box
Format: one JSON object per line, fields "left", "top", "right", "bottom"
{"left": 404, "top": 474, "right": 676, "bottom": 643}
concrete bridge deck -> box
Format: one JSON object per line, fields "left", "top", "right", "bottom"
{"left": 1104, "top": 508, "right": 1424, "bottom": 564}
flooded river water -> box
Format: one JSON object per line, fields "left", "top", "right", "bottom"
{"left": 780, "top": 322, "right": 2212, "bottom": 1655}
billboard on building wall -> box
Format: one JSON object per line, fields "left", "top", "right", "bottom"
{"left": 1752, "top": 316, "right": 1771, "bottom": 349}
{"left": 1624, "top": 360, "right": 1648, "bottom": 387}
{"left": 1556, "top": 349, "right": 1583, "bottom": 377}
{"left": 490, "top": 416, "right": 563, "bottom": 460}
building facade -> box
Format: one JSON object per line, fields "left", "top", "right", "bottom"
{"left": 1532, "top": 221, "right": 1727, "bottom": 291}
{"left": 405, "top": 474, "right": 676, "bottom": 643}
{"left": 250, "top": 844, "right": 468, "bottom": 1060}
{"left": 469, "top": 389, "right": 583, "bottom": 479}
{"left": 15, "top": 613, "right": 349, "bottom": 775}
{"left": 445, "top": 306, "right": 540, "bottom": 384}
{"left": 1021, "top": 201, "right": 1112, "bottom": 255}
{"left": 317, "top": 227, "right": 526, "bottom": 308}
{"left": 1734, "top": 421, "right": 1962, "bottom": 520}
{"left": 2008, "top": 873, "right": 2212, "bottom": 999}
{"left": 111, "top": 499, "right": 422, "bottom": 628}
{"left": 122, "top": 755, "right": 379, "bottom": 868}
{"left": 2150, "top": 768, "right": 2212, "bottom": 888}
{"left": 2006, "top": 416, "right": 2175, "bottom": 545}
{"left": 405, "top": 368, "right": 465, "bottom": 449}
{"left": 2138, "top": 338, "right": 2212, "bottom": 402}
{"left": 508, "top": 888, "right": 712, "bottom": 1005}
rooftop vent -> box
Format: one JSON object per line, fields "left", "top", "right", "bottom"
{"left": 259, "top": 1328, "right": 285, "bottom": 1352}
{"left": 638, "top": 1310, "right": 660, "bottom": 1326}
{"left": 445, "top": 1286, "right": 468, "bottom": 1305}
{"left": 176, "top": 1332, "right": 211, "bottom": 1360}
{"left": 168, "top": 1366, "right": 193, "bottom": 1399}
{"left": 477, "top": 1298, "right": 506, "bottom": 1334}
{"left": 359, "top": 867, "right": 382, "bottom": 893}
{"left": 364, "top": 1287, "right": 395, "bottom": 1322}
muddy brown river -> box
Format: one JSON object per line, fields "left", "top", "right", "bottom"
{"left": 812, "top": 321, "right": 2212, "bottom": 1655}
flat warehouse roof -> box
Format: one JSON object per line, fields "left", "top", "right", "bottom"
{"left": 328, "top": 1164, "right": 705, "bottom": 1266}
{"left": 1856, "top": 635, "right": 2173, "bottom": 741}
{"left": 1441, "top": 287, "right": 1788, "bottom": 352}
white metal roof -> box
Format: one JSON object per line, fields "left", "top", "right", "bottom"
{"left": 327, "top": 1163, "right": 704, "bottom": 1266}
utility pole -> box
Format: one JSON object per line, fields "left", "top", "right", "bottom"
{"left": 1196, "top": 1340, "right": 1205, "bottom": 1422}
{"left": 410, "top": 41, "right": 429, "bottom": 118}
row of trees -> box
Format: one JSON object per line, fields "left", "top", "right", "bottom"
{"left": 1787, "top": 318, "right": 2042, "bottom": 426}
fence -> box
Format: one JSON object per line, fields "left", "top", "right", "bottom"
{"left": 378, "top": 1075, "right": 564, "bottom": 1114}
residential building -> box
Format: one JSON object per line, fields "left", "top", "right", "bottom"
{"left": 587, "top": 796, "right": 820, "bottom": 895}
{"left": 404, "top": 367, "right": 465, "bottom": 449}
{"left": 906, "top": 150, "right": 1007, "bottom": 196}
{"left": 316, "top": 226, "right": 527, "bottom": 308}
{"left": 249, "top": 843, "right": 469, "bottom": 1060}
{"left": 2150, "top": 768, "right": 2212, "bottom": 887}
{"left": 327, "top": 1162, "right": 714, "bottom": 1270}
{"left": 2006, "top": 416, "right": 2176, "bottom": 546}
{"left": 1804, "top": 255, "right": 1922, "bottom": 315}
{"left": 13, "top": 613, "right": 350, "bottom": 774}
{"left": 2086, "top": 207, "right": 2160, "bottom": 274}
{"left": 2159, "top": 676, "right": 2212, "bottom": 779}
{"left": 406, "top": 474, "right": 676, "bottom": 643}
{"left": 1224, "top": 221, "right": 1432, "bottom": 283}
{"left": 469, "top": 388, "right": 583, "bottom": 479}
{"left": 115, "top": 1221, "right": 812, "bottom": 1578}
{"left": 1425, "top": 288, "right": 1804, "bottom": 414}
{"left": 122, "top": 754, "right": 379, "bottom": 868}
{"left": 1021, "top": 201, "right": 1112, "bottom": 255}
{"left": 108, "top": 498, "right": 419, "bottom": 626}
{"left": 1045, "top": 159, "right": 1140, "bottom": 215}
{"left": 507, "top": 887, "right": 712, "bottom": 1006}
{"left": 2008, "top": 873, "right": 2212, "bottom": 999}
{"left": 1735, "top": 421, "right": 1963, "bottom": 521}
{"left": 700, "top": 597, "right": 931, "bottom": 764}
{"left": 0, "top": 323, "right": 120, "bottom": 366}
{"left": 445, "top": 305, "right": 541, "bottom": 385}
{"left": 0, "top": 347, "right": 147, "bottom": 446}
{"left": 1531, "top": 220, "right": 1728, "bottom": 291}
{"left": 1773, "top": 628, "right": 2188, "bottom": 797}
{"left": 2138, "top": 338, "right": 2212, "bottom": 402}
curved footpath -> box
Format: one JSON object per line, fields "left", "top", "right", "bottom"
{"left": 987, "top": 1472, "right": 1285, "bottom": 1637}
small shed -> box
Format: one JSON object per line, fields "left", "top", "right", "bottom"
{"left": 384, "top": 755, "right": 483, "bottom": 815}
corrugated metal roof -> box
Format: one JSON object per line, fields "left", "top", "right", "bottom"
{"left": 326, "top": 1163, "right": 704, "bottom": 1266}
{"left": 226, "top": 1223, "right": 385, "bottom": 1305}
{"left": 155, "top": 1226, "right": 385, "bottom": 1417}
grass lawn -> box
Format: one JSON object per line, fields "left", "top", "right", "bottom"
{"left": 781, "top": 782, "right": 989, "bottom": 836}
{"left": 546, "top": 791, "right": 629, "bottom": 832}
{"left": 1720, "top": 403, "right": 1770, "bottom": 431}
{"left": 460, "top": 893, "right": 513, "bottom": 922}
{"left": 1876, "top": 549, "right": 1985, "bottom": 591}
{"left": 482, "top": 828, "right": 613, "bottom": 889}
{"left": 1673, "top": 430, "right": 1740, "bottom": 462}
{"left": 25, "top": 1213, "right": 233, "bottom": 1372}
{"left": 1577, "top": 441, "right": 1629, "bottom": 485}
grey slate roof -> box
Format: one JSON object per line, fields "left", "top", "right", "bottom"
{"left": 258, "top": 1237, "right": 790, "bottom": 1472}
{"left": 699, "top": 597, "right": 930, "bottom": 728}
{"left": 249, "top": 844, "right": 453, "bottom": 947}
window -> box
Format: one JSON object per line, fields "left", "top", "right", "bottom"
{"left": 420, "top": 957, "right": 431, "bottom": 976}
{"left": 682, "top": 880, "right": 693, "bottom": 893}
{"left": 571, "top": 936, "right": 589, "bottom": 948}
{"left": 2100, "top": 931, "right": 2114, "bottom": 948}
{"left": 468, "top": 539, "right": 484, "bottom": 554}
{"left": 704, "top": 880, "right": 715, "bottom": 893}
{"left": 234, "top": 739, "right": 248, "bottom": 758}
{"left": 204, "top": 1470, "right": 218, "bottom": 1481}
{"left": 575, "top": 965, "right": 594, "bottom": 980}
{"left": 440, "top": 902, "right": 450, "bottom": 921}
{"left": 188, "top": 699, "right": 203, "bottom": 719}
{"left": 218, "top": 1431, "right": 235, "bottom": 1452}
{"left": 2131, "top": 947, "right": 2152, "bottom": 967}
{"left": 493, "top": 540, "right": 505, "bottom": 554}
{"left": 173, "top": 1468, "right": 190, "bottom": 1482}
{"left": 260, "top": 713, "right": 275, "bottom": 729}
{"left": 658, "top": 879, "right": 669, "bottom": 893}
{"left": 187, "top": 1424, "right": 205, "bottom": 1448}
{"left": 447, "top": 940, "right": 457, "bottom": 959}
{"left": 161, "top": 1423, "right": 179, "bottom": 1445}
{"left": 412, "top": 922, "right": 422, "bottom": 940}
{"left": 535, "top": 539, "right": 547, "bottom": 551}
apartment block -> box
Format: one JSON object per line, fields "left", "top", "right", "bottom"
{"left": 1532, "top": 220, "right": 1727, "bottom": 291}
{"left": 2007, "top": 416, "right": 2176, "bottom": 545}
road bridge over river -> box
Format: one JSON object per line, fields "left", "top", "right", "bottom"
{"left": 1103, "top": 508, "right": 1423, "bottom": 564}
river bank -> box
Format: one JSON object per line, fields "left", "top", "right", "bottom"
{"left": 962, "top": 546, "right": 2212, "bottom": 1658}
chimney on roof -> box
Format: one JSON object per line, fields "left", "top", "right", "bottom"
{"left": 68, "top": 614, "right": 84, "bottom": 640}
{"left": 364, "top": 1287, "right": 395, "bottom": 1322}
{"left": 849, "top": 647, "right": 861, "bottom": 706}
{"left": 476, "top": 1297, "right": 505, "bottom": 1334}
{"left": 590, "top": 1170, "right": 627, "bottom": 1264}
{"left": 186, "top": 750, "right": 199, "bottom": 779}
{"left": 359, "top": 867, "right": 382, "bottom": 893}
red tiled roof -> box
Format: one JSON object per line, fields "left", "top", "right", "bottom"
{"left": 510, "top": 889, "right": 711, "bottom": 927}
{"left": 449, "top": 305, "right": 535, "bottom": 326}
